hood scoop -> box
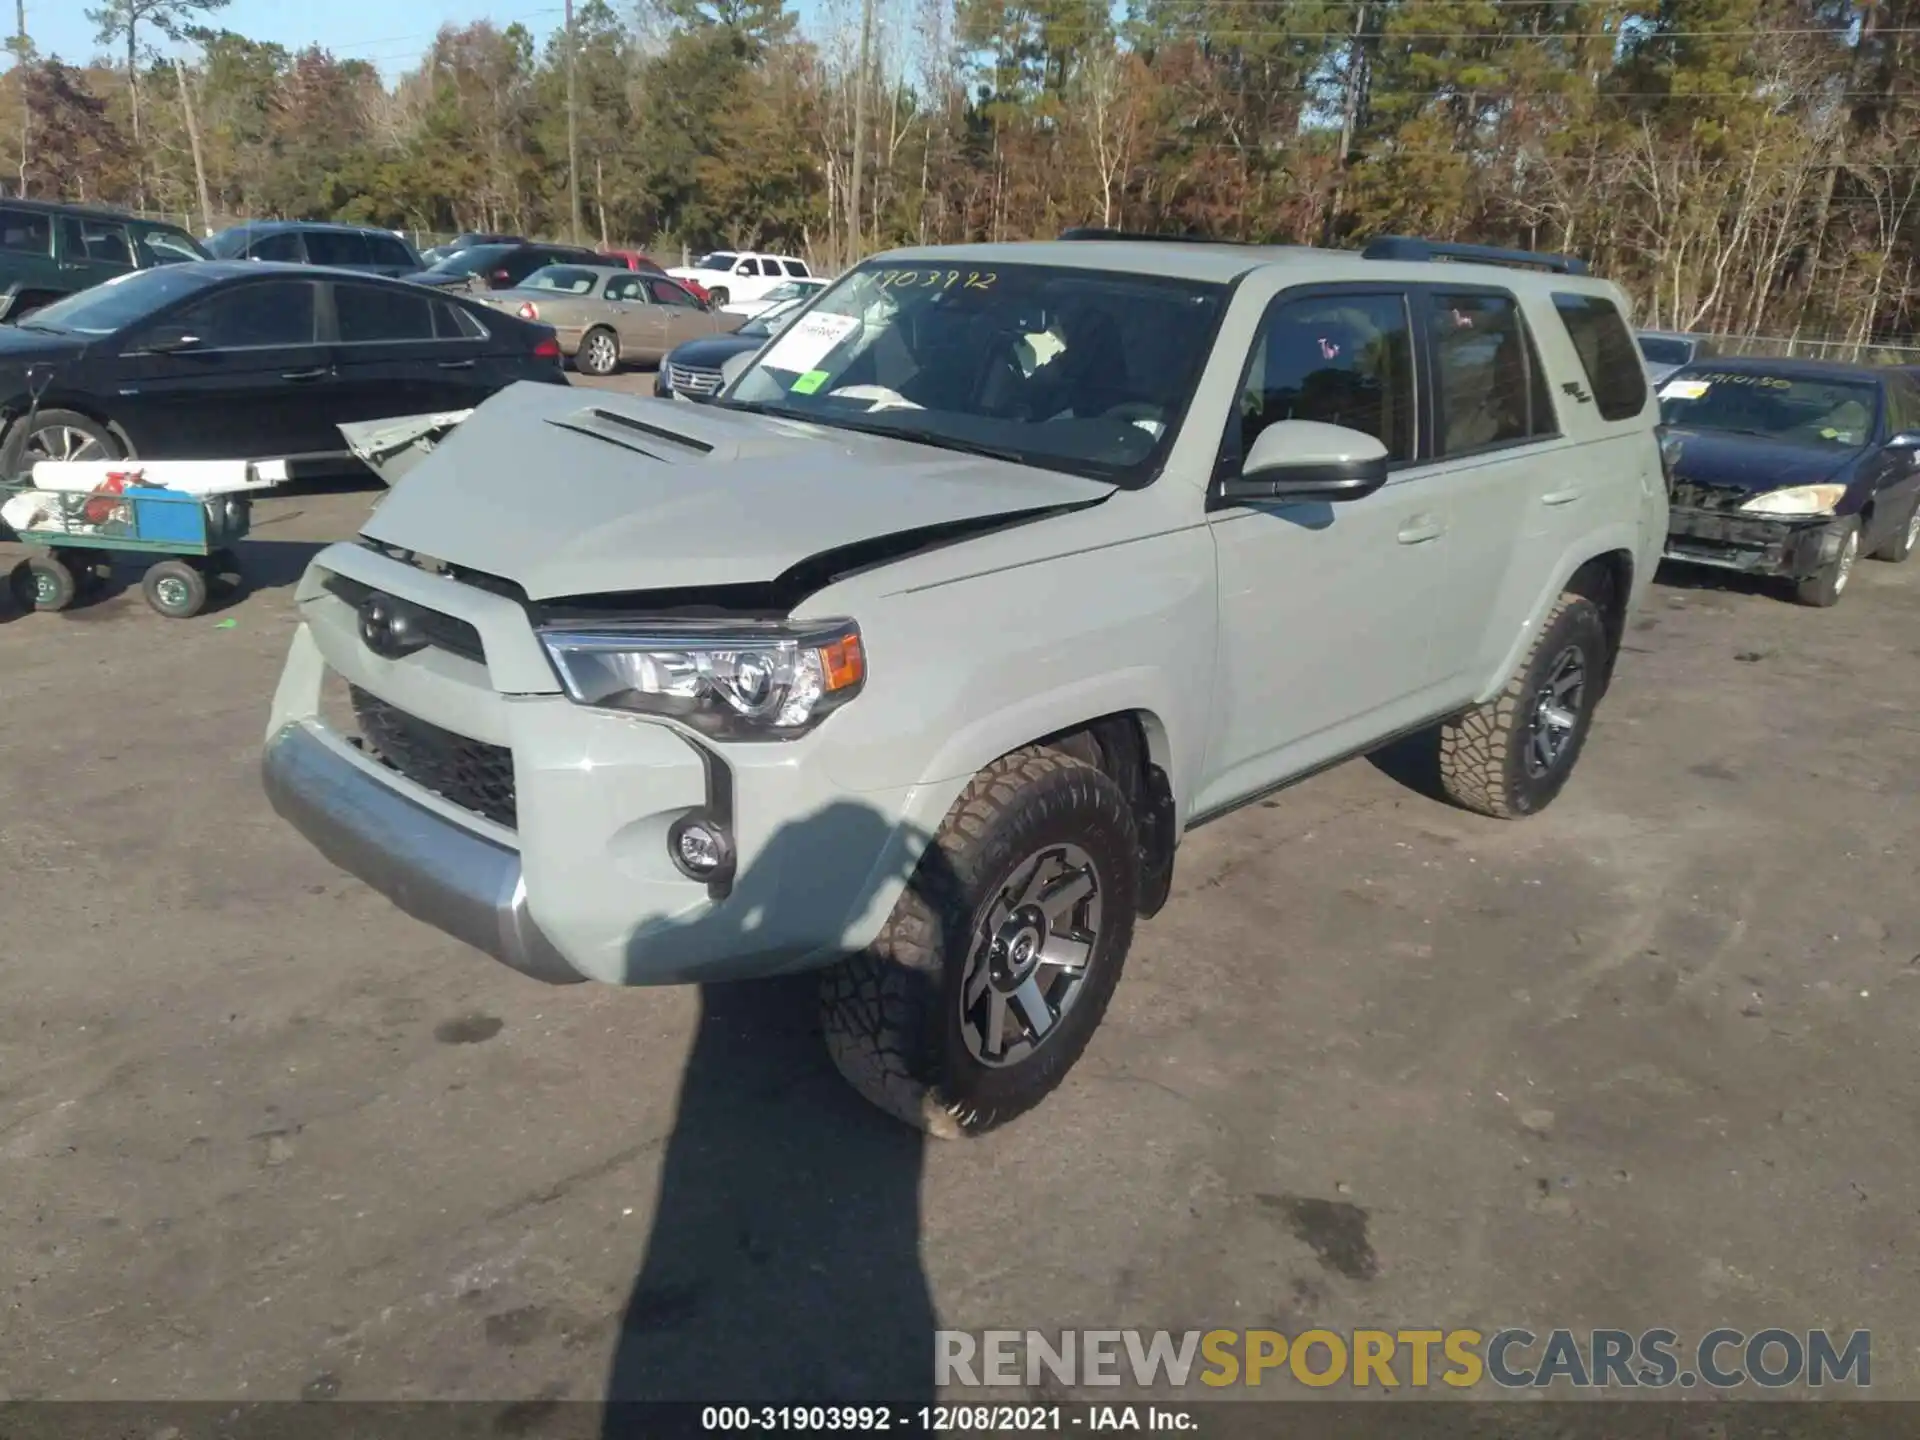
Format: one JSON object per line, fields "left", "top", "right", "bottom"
{"left": 543, "top": 401, "right": 801, "bottom": 466}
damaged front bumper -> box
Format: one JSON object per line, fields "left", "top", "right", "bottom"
{"left": 1662, "top": 507, "right": 1848, "bottom": 580}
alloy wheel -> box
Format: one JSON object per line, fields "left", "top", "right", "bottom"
{"left": 957, "top": 842, "right": 1104, "bottom": 1069}
{"left": 26, "top": 425, "right": 107, "bottom": 463}
{"left": 587, "top": 333, "right": 618, "bottom": 373}
{"left": 1525, "top": 644, "right": 1587, "bottom": 778}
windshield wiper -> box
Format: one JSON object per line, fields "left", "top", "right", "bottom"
{"left": 818, "top": 417, "right": 1030, "bottom": 466}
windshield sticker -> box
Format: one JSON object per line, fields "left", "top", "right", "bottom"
{"left": 874, "top": 268, "right": 997, "bottom": 291}
{"left": 1820, "top": 428, "right": 1859, "bottom": 444}
{"left": 1659, "top": 379, "right": 1711, "bottom": 400}
{"left": 759, "top": 311, "right": 860, "bottom": 374}
{"left": 790, "top": 369, "right": 829, "bottom": 395}
{"left": 1695, "top": 372, "right": 1790, "bottom": 389}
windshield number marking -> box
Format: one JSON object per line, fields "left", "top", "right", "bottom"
{"left": 876, "top": 269, "right": 995, "bottom": 291}
{"left": 1696, "top": 372, "right": 1790, "bottom": 389}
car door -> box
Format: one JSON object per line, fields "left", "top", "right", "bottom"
{"left": 646, "top": 276, "right": 723, "bottom": 351}
{"left": 327, "top": 278, "right": 478, "bottom": 425}
{"left": 1407, "top": 286, "right": 1565, "bottom": 693}
{"left": 109, "top": 276, "right": 330, "bottom": 459}
{"left": 1865, "top": 376, "right": 1920, "bottom": 548}
{"left": 601, "top": 272, "right": 660, "bottom": 357}
{"left": 1194, "top": 285, "right": 1452, "bottom": 817}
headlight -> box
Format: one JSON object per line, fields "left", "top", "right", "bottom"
{"left": 1739, "top": 483, "right": 1847, "bottom": 517}
{"left": 539, "top": 620, "right": 865, "bottom": 740}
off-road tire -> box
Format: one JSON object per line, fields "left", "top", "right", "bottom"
{"left": 1436, "top": 593, "right": 1608, "bottom": 820}
{"left": 1792, "top": 516, "right": 1860, "bottom": 607}
{"left": 819, "top": 747, "right": 1139, "bottom": 1138}
{"left": 1870, "top": 500, "right": 1920, "bottom": 563}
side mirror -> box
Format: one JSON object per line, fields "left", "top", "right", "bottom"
{"left": 1888, "top": 430, "right": 1920, "bottom": 450}
{"left": 1220, "top": 420, "right": 1391, "bottom": 505}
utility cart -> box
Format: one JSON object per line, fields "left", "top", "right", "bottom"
{"left": 2, "top": 459, "right": 284, "bottom": 618}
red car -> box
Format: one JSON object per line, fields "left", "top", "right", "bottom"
{"left": 603, "top": 249, "right": 710, "bottom": 304}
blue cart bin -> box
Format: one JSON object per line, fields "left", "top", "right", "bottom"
{"left": 129, "top": 489, "right": 211, "bottom": 545}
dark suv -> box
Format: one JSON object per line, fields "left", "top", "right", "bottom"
{"left": 409, "top": 242, "right": 605, "bottom": 293}
{"left": 206, "top": 222, "right": 424, "bottom": 278}
{"left": 0, "top": 200, "right": 207, "bottom": 321}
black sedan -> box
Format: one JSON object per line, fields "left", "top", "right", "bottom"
{"left": 1658, "top": 358, "right": 1920, "bottom": 606}
{"left": 654, "top": 297, "right": 804, "bottom": 401}
{"left": 0, "top": 261, "right": 564, "bottom": 472}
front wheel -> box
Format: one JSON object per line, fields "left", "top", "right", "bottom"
{"left": 1793, "top": 518, "right": 1860, "bottom": 607}
{"left": 9, "top": 553, "right": 76, "bottom": 612}
{"left": 1870, "top": 500, "right": 1920, "bottom": 564}
{"left": 143, "top": 558, "right": 208, "bottom": 618}
{"left": 1436, "top": 592, "right": 1608, "bottom": 819}
{"left": 820, "top": 748, "right": 1139, "bottom": 1137}
{"left": 706, "top": 286, "right": 730, "bottom": 308}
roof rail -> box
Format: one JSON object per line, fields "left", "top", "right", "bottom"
{"left": 1059, "top": 227, "right": 1243, "bottom": 245}
{"left": 1361, "top": 236, "right": 1590, "bottom": 276}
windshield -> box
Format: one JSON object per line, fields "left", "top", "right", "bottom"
{"left": 23, "top": 266, "right": 223, "bottom": 335}
{"left": 1639, "top": 336, "right": 1693, "bottom": 366}
{"left": 724, "top": 260, "right": 1227, "bottom": 482}
{"left": 428, "top": 245, "right": 514, "bottom": 277}
{"left": 522, "top": 266, "right": 599, "bottom": 294}
{"left": 695, "top": 252, "right": 737, "bottom": 270}
{"left": 1659, "top": 369, "right": 1880, "bottom": 447}
{"left": 740, "top": 300, "right": 804, "bottom": 338}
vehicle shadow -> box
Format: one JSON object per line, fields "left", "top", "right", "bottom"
{"left": 1362, "top": 729, "right": 1449, "bottom": 804}
{"left": 602, "top": 801, "right": 944, "bottom": 1436}
{"left": 1651, "top": 557, "right": 1783, "bottom": 601}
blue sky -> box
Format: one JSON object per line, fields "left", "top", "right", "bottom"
{"left": 31, "top": 0, "right": 580, "bottom": 77}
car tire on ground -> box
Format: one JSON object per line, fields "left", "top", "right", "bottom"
{"left": 1436, "top": 592, "right": 1609, "bottom": 820}
{"left": 3, "top": 408, "right": 123, "bottom": 471}
{"left": 1869, "top": 500, "right": 1920, "bottom": 564}
{"left": 1793, "top": 516, "right": 1860, "bottom": 607}
{"left": 9, "top": 553, "right": 77, "bottom": 612}
{"left": 577, "top": 326, "right": 620, "bottom": 377}
{"left": 819, "top": 747, "right": 1139, "bottom": 1138}
{"left": 142, "top": 559, "right": 209, "bottom": 619}
{"left": 706, "top": 286, "right": 730, "bottom": 308}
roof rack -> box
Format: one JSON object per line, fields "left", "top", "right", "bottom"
{"left": 1058, "top": 227, "right": 1246, "bottom": 245}
{"left": 1361, "top": 236, "right": 1590, "bottom": 276}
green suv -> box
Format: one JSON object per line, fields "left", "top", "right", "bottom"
{"left": 0, "top": 200, "right": 208, "bottom": 321}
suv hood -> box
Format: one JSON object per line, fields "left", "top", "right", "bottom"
{"left": 360, "top": 382, "right": 1114, "bottom": 600}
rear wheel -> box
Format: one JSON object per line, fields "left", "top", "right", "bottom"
{"left": 9, "top": 553, "right": 76, "bottom": 612}
{"left": 706, "top": 286, "right": 730, "bottom": 308}
{"left": 1793, "top": 518, "right": 1860, "bottom": 607}
{"left": 1437, "top": 593, "right": 1608, "bottom": 819}
{"left": 578, "top": 326, "right": 620, "bottom": 376}
{"left": 8, "top": 409, "right": 123, "bottom": 471}
{"left": 820, "top": 748, "right": 1139, "bottom": 1137}
{"left": 143, "top": 559, "right": 208, "bottom": 619}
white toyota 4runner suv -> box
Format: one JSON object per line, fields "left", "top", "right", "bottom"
{"left": 264, "top": 233, "right": 1668, "bottom": 1135}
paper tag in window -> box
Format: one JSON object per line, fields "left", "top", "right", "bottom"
{"left": 1659, "top": 379, "right": 1710, "bottom": 400}
{"left": 759, "top": 312, "right": 859, "bottom": 374}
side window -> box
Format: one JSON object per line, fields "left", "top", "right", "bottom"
{"left": 169, "top": 281, "right": 318, "bottom": 348}
{"left": 432, "top": 299, "right": 487, "bottom": 340}
{"left": 1887, "top": 378, "right": 1920, "bottom": 437}
{"left": 648, "top": 278, "right": 697, "bottom": 308}
{"left": 334, "top": 282, "right": 436, "bottom": 343}
{"left": 64, "top": 220, "right": 132, "bottom": 265}
{"left": 304, "top": 230, "right": 370, "bottom": 267}
{"left": 1431, "top": 291, "right": 1555, "bottom": 455}
{"left": 605, "top": 275, "right": 643, "bottom": 302}
{"left": 0, "top": 207, "right": 51, "bottom": 254}
{"left": 783, "top": 260, "right": 810, "bottom": 278}
{"left": 138, "top": 230, "right": 203, "bottom": 266}
{"left": 1236, "top": 291, "right": 1415, "bottom": 463}
{"left": 1551, "top": 292, "right": 1649, "bottom": 422}
{"left": 249, "top": 231, "right": 306, "bottom": 263}
{"left": 734, "top": 258, "right": 760, "bottom": 276}
{"left": 367, "top": 235, "right": 417, "bottom": 269}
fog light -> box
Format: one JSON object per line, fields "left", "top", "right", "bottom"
{"left": 668, "top": 812, "right": 734, "bottom": 884}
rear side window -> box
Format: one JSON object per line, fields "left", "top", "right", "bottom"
{"left": 304, "top": 230, "right": 369, "bottom": 267}
{"left": 432, "top": 299, "right": 486, "bottom": 340}
{"left": 783, "top": 260, "right": 809, "bottom": 278}
{"left": 0, "top": 207, "right": 51, "bottom": 254}
{"left": 1431, "top": 292, "right": 1556, "bottom": 455}
{"left": 335, "top": 282, "right": 435, "bottom": 343}
{"left": 1553, "top": 293, "right": 1649, "bottom": 422}
{"left": 367, "top": 235, "right": 417, "bottom": 269}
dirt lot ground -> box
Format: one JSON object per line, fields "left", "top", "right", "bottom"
{"left": 4, "top": 375, "right": 1920, "bottom": 1407}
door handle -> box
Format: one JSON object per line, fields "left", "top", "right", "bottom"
{"left": 1542, "top": 486, "right": 1584, "bottom": 506}
{"left": 281, "top": 367, "right": 331, "bottom": 382}
{"left": 436, "top": 359, "right": 476, "bottom": 370}
{"left": 1397, "top": 513, "right": 1446, "bottom": 545}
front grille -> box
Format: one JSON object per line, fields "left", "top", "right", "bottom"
{"left": 1669, "top": 477, "right": 1755, "bottom": 513}
{"left": 667, "top": 363, "right": 723, "bottom": 399}
{"left": 348, "top": 684, "right": 517, "bottom": 829}
{"left": 323, "top": 573, "right": 486, "bottom": 663}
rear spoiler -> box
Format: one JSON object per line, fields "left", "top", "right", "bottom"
{"left": 339, "top": 410, "right": 473, "bottom": 486}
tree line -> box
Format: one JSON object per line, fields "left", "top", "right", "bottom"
{"left": 5, "top": 0, "right": 1918, "bottom": 350}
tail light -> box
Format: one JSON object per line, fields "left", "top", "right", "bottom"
{"left": 518, "top": 301, "right": 539, "bottom": 321}
{"left": 533, "top": 336, "right": 561, "bottom": 363}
